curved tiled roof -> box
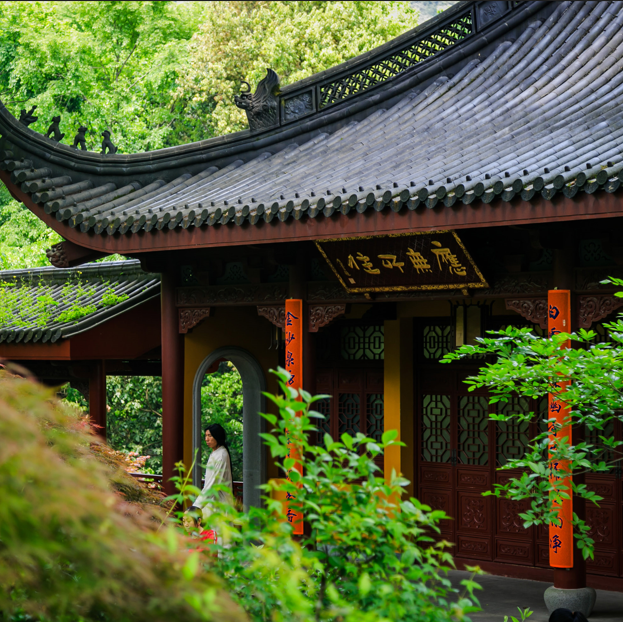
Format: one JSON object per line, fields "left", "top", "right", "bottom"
{"left": 0, "top": 260, "right": 159, "bottom": 344}
{"left": 1, "top": 1, "right": 622, "bottom": 244}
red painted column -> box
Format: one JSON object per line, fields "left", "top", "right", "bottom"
{"left": 551, "top": 245, "right": 586, "bottom": 590}
{"left": 89, "top": 360, "right": 106, "bottom": 439}
{"left": 285, "top": 298, "right": 304, "bottom": 535}
{"left": 161, "top": 270, "right": 185, "bottom": 496}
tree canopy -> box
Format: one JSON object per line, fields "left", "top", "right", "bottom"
{"left": 0, "top": 0, "right": 419, "bottom": 271}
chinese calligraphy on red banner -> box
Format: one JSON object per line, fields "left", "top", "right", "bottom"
{"left": 284, "top": 298, "right": 303, "bottom": 535}
{"left": 315, "top": 231, "right": 488, "bottom": 294}
{"left": 548, "top": 289, "right": 573, "bottom": 569}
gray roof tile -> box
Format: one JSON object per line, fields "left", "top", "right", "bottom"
{"left": 0, "top": 260, "right": 159, "bottom": 343}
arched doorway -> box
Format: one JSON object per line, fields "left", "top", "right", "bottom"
{"left": 192, "top": 346, "right": 266, "bottom": 510}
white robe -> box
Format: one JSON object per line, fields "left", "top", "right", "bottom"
{"left": 194, "top": 446, "right": 233, "bottom": 523}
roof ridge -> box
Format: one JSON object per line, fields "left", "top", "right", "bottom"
{"left": 0, "top": 259, "right": 157, "bottom": 281}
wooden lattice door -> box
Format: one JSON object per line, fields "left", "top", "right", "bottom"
{"left": 315, "top": 368, "right": 384, "bottom": 468}
{"left": 314, "top": 321, "right": 385, "bottom": 467}
{"left": 584, "top": 420, "right": 623, "bottom": 578}
{"left": 418, "top": 369, "right": 495, "bottom": 558}
{"left": 416, "top": 319, "right": 542, "bottom": 566}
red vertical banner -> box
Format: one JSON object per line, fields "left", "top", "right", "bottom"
{"left": 284, "top": 299, "right": 304, "bottom": 535}
{"left": 548, "top": 290, "right": 573, "bottom": 568}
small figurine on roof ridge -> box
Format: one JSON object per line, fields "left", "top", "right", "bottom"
{"left": 19, "top": 105, "right": 38, "bottom": 127}
{"left": 72, "top": 126, "right": 88, "bottom": 151}
{"left": 46, "top": 116, "right": 64, "bottom": 142}
{"left": 101, "top": 130, "right": 117, "bottom": 155}
{"left": 234, "top": 68, "right": 280, "bottom": 132}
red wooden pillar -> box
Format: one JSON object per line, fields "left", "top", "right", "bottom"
{"left": 89, "top": 360, "right": 106, "bottom": 439}
{"left": 161, "top": 270, "right": 185, "bottom": 496}
{"left": 551, "top": 245, "right": 586, "bottom": 589}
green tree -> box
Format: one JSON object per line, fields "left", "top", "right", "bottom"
{"left": 200, "top": 361, "right": 244, "bottom": 481}
{"left": 180, "top": 1, "right": 419, "bottom": 136}
{"left": 0, "top": 0, "right": 208, "bottom": 153}
{"left": 442, "top": 285, "right": 623, "bottom": 559}
{"left": 64, "top": 365, "right": 244, "bottom": 479}
{"left": 0, "top": 186, "right": 62, "bottom": 270}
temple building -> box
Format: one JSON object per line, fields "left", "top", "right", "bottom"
{"left": 1, "top": 0, "right": 623, "bottom": 589}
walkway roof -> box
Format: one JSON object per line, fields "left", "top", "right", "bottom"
{"left": 0, "top": 260, "right": 159, "bottom": 343}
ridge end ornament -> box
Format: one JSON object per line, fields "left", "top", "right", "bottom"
{"left": 46, "top": 242, "right": 69, "bottom": 268}
{"left": 72, "top": 126, "right": 88, "bottom": 151}
{"left": 235, "top": 68, "right": 281, "bottom": 132}
{"left": 101, "top": 130, "right": 118, "bottom": 154}
{"left": 19, "top": 105, "right": 38, "bottom": 127}
{"left": 46, "top": 116, "right": 64, "bottom": 142}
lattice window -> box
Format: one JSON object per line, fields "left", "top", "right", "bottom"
{"left": 341, "top": 325, "right": 384, "bottom": 360}
{"left": 367, "top": 393, "right": 384, "bottom": 442}
{"left": 314, "top": 397, "right": 331, "bottom": 445}
{"left": 579, "top": 239, "right": 613, "bottom": 267}
{"left": 215, "top": 261, "right": 249, "bottom": 285}
{"left": 496, "top": 397, "right": 531, "bottom": 466}
{"left": 458, "top": 395, "right": 489, "bottom": 465}
{"left": 422, "top": 324, "right": 452, "bottom": 360}
{"left": 422, "top": 394, "right": 451, "bottom": 463}
{"left": 318, "top": 11, "right": 473, "bottom": 109}
{"left": 528, "top": 248, "right": 553, "bottom": 271}
{"left": 338, "top": 393, "right": 361, "bottom": 436}
{"left": 266, "top": 264, "right": 289, "bottom": 283}
{"left": 310, "top": 258, "right": 329, "bottom": 281}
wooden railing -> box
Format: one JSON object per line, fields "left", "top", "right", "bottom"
{"left": 129, "top": 472, "right": 243, "bottom": 500}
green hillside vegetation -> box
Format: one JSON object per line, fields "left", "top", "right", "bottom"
{"left": 0, "top": 0, "right": 419, "bottom": 270}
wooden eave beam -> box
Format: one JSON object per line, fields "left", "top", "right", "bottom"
{"left": 4, "top": 168, "right": 623, "bottom": 256}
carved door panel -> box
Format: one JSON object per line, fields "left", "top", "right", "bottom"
{"left": 417, "top": 366, "right": 537, "bottom": 566}
{"left": 493, "top": 396, "right": 536, "bottom": 566}
{"left": 315, "top": 368, "right": 384, "bottom": 469}
{"left": 585, "top": 419, "right": 622, "bottom": 577}
{"left": 418, "top": 371, "right": 493, "bottom": 556}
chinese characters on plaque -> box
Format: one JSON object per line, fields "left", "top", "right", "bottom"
{"left": 284, "top": 299, "right": 303, "bottom": 535}
{"left": 315, "top": 231, "right": 488, "bottom": 294}
{"left": 547, "top": 290, "right": 573, "bottom": 569}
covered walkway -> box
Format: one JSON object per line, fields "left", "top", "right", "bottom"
{"left": 449, "top": 571, "right": 623, "bottom": 621}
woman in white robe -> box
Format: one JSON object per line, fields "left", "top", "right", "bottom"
{"left": 189, "top": 424, "right": 234, "bottom": 533}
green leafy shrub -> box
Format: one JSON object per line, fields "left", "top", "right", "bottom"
{"left": 442, "top": 287, "right": 623, "bottom": 559}
{"left": 0, "top": 369, "right": 244, "bottom": 622}
{"left": 56, "top": 303, "right": 97, "bottom": 323}
{"left": 183, "top": 368, "right": 480, "bottom": 622}
{"left": 101, "top": 289, "right": 130, "bottom": 306}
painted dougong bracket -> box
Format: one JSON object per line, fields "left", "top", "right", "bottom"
{"left": 505, "top": 297, "right": 548, "bottom": 329}
{"left": 257, "top": 303, "right": 345, "bottom": 332}
{"left": 577, "top": 294, "right": 623, "bottom": 329}
{"left": 308, "top": 303, "right": 346, "bottom": 332}
{"left": 257, "top": 305, "right": 285, "bottom": 330}
{"left": 179, "top": 307, "right": 210, "bottom": 334}
{"left": 506, "top": 294, "right": 623, "bottom": 330}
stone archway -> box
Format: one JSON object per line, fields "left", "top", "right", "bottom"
{"left": 192, "top": 346, "right": 266, "bottom": 510}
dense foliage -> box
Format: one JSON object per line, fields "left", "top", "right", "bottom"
{"left": 180, "top": 1, "right": 418, "bottom": 136}
{"left": 442, "top": 282, "right": 623, "bottom": 558}
{"left": 64, "top": 363, "right": 243, "bottom": 479}
{"left": 179, "top": 368, "right": 481, "bottom": 622}
{"left": 0, "top": 369, "right": 243, "bottom": 622}
{"left": 0, "top": 1, "right": 419, "bottom": 271}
